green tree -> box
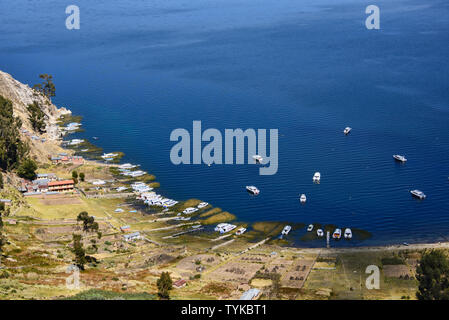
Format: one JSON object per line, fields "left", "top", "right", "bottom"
{"left": 79, "top": 172, "right": 85, "bottom": 182}
{"left": 0, "top": 231, "right": 6, "bottom": 256}
{"left": 416, "top": 250, "right": 449, "bottom": 300}
{"left": 0, "top": 204, "right": 6, "bottom": 255}
{"left": 72, "top": 234, "right": 87, "bottom": 271}
{"left": 33, "top": 74, "right": 56, "bottom": 99}
{"left": 0, "top": 95, "right": 29, "bottom": 170}
{"left": 27, "top": 101, "right": 46, "bottom": 133}
{"left": 17, "top": 158, "right": 37, "bottom": 180}
{"left": 77, "top": 211, "right": 99, "bottom": 234}
{"left": 157, "top": 271, "right": 173, "bottom": 300}
{"left": 0, "top": 203, "right": 4, "bottom": 228}
{"left": 72, "top": 171, "right": 78, "bottom": 184}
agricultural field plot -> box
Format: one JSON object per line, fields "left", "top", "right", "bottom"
{"left": 303, "top": 251, "right": 419, "bottom": 300}
{"left": 264, "top": 258, "right": 294, "bottom": 275}
{"left": 176, "top": 254, "right": 221, "bottom": 272}
{"left": 20, "top": 197, "right": 124, "bottom": 220}
{"left": 237, "top": 253, "right": 271, "bottom": 264}
{"left": 383, "top": 265, "right": 414, "bottom": 279}
{"left": 32, "top": 222, "right": 113, "bottom": 242}
{"left": 280, "top": 260, "right": 315, "bottom": 289}
{"left": 38, "top": 195, "right": 83, "bottom": 206}
{"left": 204, "top": 261, "right": 263, "bottom": 283}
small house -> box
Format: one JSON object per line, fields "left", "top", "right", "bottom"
{"left": 173, "top": 279, "right": 187, "bottom": 289}
{"left": 123, "top": 232, "right": 141, "bottom": 242}
{"left": 120, "top": 225, "right": 131, "bottom": 232}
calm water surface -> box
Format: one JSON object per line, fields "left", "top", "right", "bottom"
{"left": 1, "top": 0, "right": 448, "bottom": 246}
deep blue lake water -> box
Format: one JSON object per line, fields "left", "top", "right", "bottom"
{"left": 1, "top": 0, "right": 448, "bottom": 246}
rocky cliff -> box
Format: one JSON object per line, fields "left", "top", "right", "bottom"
{"left": 0, "top": 70, "right": 71, "bottom": 162}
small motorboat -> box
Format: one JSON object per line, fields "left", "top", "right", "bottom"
{"left": 300, "top": 194, "right": 307, "bottom": 203}
{"left": 411, "top": 189, "right": 426, "bottom": 199}
{"left": 343, "top": 127, "right": 352, "bottom": 135}
{"left": 313, "top": 172, "right": 321, "bottom": 183}
{"left": 344, "top": 228, "right": 352, "bottom": 239}
{"left": 393, "top": 154, "right": 407, "bottom": 162}
{"left": 332, "top": 228, "right": 342, "bottom": 239}
{"left": 316, "top": 229, "right": 324, "bottom": 237}
{"left": 197, "top": 202, "right": 209, "bottom": 209}
{"left": 182, "top": 207, "right": 199, "bottom": 214}
{"left": 281, "top": 225, "right": 292, "bottom": 235}
{"left": 246, "top": 186, "right": 260, "bottom": 195}
{"left": 252, "top": 155, "right": 263, "bottom": 163}
{"left": 236, "top": 227, "right": 247, "bottom": 235}
{"left": 307, "top": 224, "right": 314, "bottom": 232}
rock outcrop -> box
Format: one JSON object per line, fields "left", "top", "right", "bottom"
{"left": 0, "top": 70, "right": 71, "bottom": 162}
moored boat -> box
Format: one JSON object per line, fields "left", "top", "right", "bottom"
{"left": 316, "top": 229, "right": 324, "bottom": 237}
{"left": 344, "top": 228, "right": 352, "bottom": 239}
{"left": 307, "top": 224, "right": 314, "bottom": 232}
{"left": 393, "top": 154, "right": 407, "bottom": 162}
{"left": 281, "top": 225, "right": 292, "bottom": 235}
{"left": 332, "top": 228, "right": 342, "bottom": 239}
{"left": 343, "top": 127, "right": 352, "bottom": 135}
{"left": 197, "top": 202, "right": 209, "bottom": 209}
{"left": 410, "top": 189, "right": 426, "bottom": 199}
{"left": 236, "top": 227, "right": 247, "bottom": 235}
{"left": 300, "top": 194, "right": 307, "bottom": 203}
{"left": 252, "top": 155, "right": 263, "bottom": 163}
{"left": 313, "top": 172, "right": 321, "bottom": 183}
{"left": 246, "top": 186, "right": 260, "bottom": 195}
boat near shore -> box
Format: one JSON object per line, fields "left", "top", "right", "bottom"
{"left": 344, "top": 228, "right": 352, "bottom": 239}
{"left": 236, "top": 227, "right": 247, "bottom": 235}
{"left": 281, "top": 225, "right": 292, "bottom": 235}
{"left": 333, "top": 228, "right": 342, "bottom": 239}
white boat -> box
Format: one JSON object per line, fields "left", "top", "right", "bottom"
{"left": 236, "top": 227, "right": 247, "bottom": 235}
{"left": 332, "top": 228, "right": 342, "bottom": 239}
{"left": 411, "top": 189, "right": 426, "bottom": 199}
{"left": 215, "top": 223, "right": 236, "bottom": 234}
{"left": 316, "top": 229, "right": 324, "bottom": 237}
{"left": 344, "top": 228, "right": 352, "bottom": 239}
{"left": 300, "top": 194, "right": 307, "bottom": 203}
{"left": 214, "top": 223, "right": 227, "bottom": 232}
{"left": 343, "top": 127, "right": 352, "bottom": 135}
{"left": 313, "top": 172, "right": 321, "bottom": 183}
{"left": 393, "top": 154, "right": 407, "bottom": 162}
{"left": 101, "top": 153, "right": 119, "bottom": 159}
{"left": 252, "top": 155, "right": 263, "bottom": 163}
{"left": 182, "top": 207, "right": 199, "bottom": 214}
{"left": 246, "top": 186, "right": 260, "bottom": 195}
{"left": 197, "top": 202, "right": 209, "bottom": 209}
{"left": 281, "top": 225, "right": 292, "bottom": 235}
{"left": 307, "top": 224, "right": 314, "bottom": 232}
